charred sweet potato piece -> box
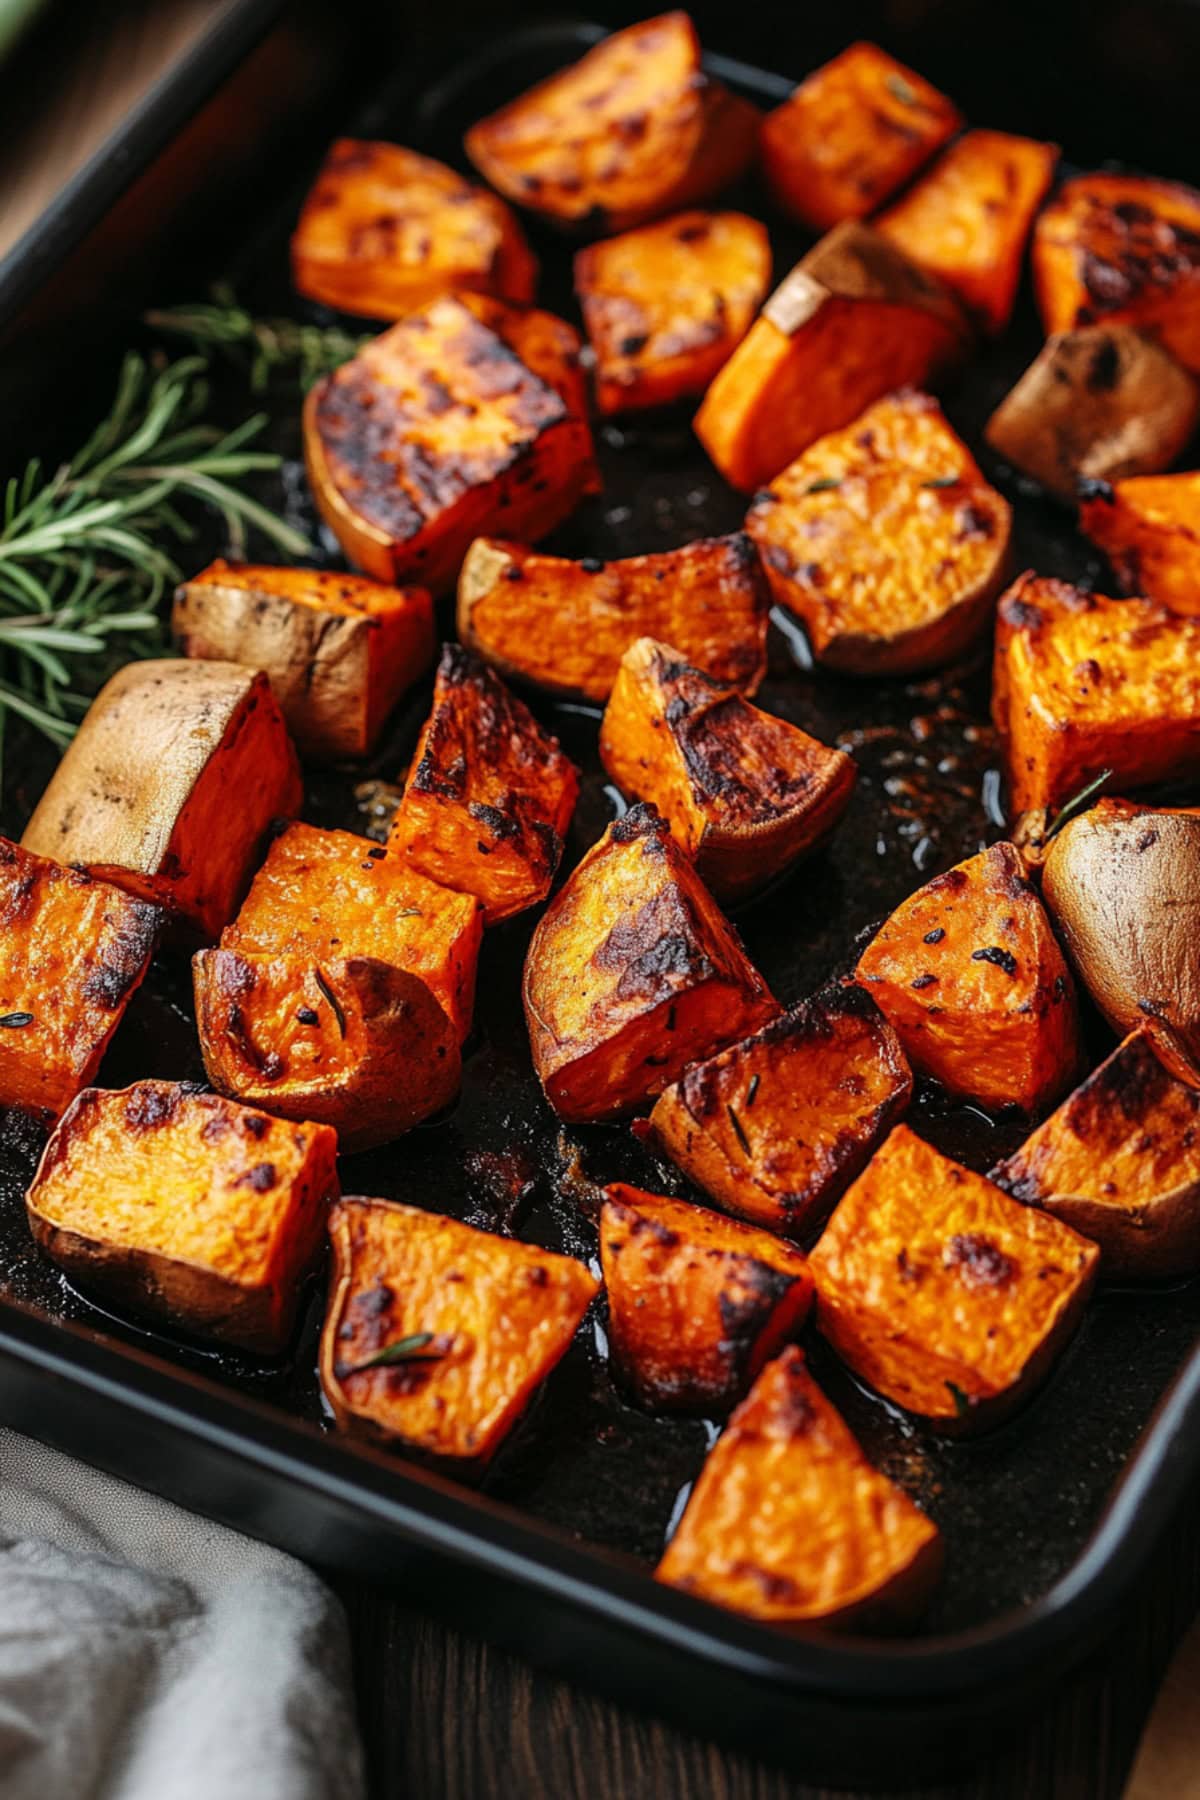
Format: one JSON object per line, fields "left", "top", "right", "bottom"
{"left": 656, "top": 1347, "right": 941, "bottom": 1628}
{"left": 291, "top": 138, "right": 537, "bottom": 319}
{"left": 598, "top": 637, "right": 855, "bottom": 900}
{"left": 458, "top": 533, "right": 768, "bottom": 702}
{"left": 574, "top": 211, "right": 771, "bottom": 414}
{"left": 760, "top": 42, "right": 961, "bottom": 233}
{"left": 601, "top": 1184, "right": 812, "bottom": 1413}
{"left": 856, "top": 841, "right": 1081, "bottom": 1114}
{"left": 22, "top": 660, "right": 301, "bottom": 941}
{"left": 810, "top": 1125, "right": 1099, "bottom": 1431}
{"left": 387, "top": 644, "right": 579, "bottom": 925}
{"left": 694, "top": 223, "right": 969, "bottom": 492}
{"left": 320, "top": 1196, "right": 598, "bottom": 1465}
{"left": 464, "top": 12, "right": 760, "bottom": 233}
{"left": 1079, "top": 472, "right": 1200, "bottom": 614}
{"left": 173, "top": 560, "right": 434, "bottom": 760}
{"left": 747, "top": 390, "right": 1012, "bottom": 675}
{"left": 646, "top": 986, "right": 911, "bottom": 1237}
{"left": 876, "top": 129, "right": 1059, "bottom": 333}
{"left": 523, "top": 803, "right": 776, "bottom": 1121}
{"left": 27, "top": 1081, "right": 338, "bottom": 1354}
{"left": 304, "top": 293, "right": 599, "bottom": 592}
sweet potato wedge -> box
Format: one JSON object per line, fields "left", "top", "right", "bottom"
{"left": 856, "top": 840, "right": 1081, "bottom": 1114}
{"left": 464, "top": 12, "right": 760, "bottom": 233}
{"left": 173, "top": 559, "right": 435, "bottom": 760}
{"left": 21, "top": 660, "right": 301, "bottom": 941}
{"left": 574, "top": 210, "right": 771, "bottom": 414}
{"left": 747, "top": 389, "right": 1012, "bottom": 675}
{"left": 601, "top": 1184, "right": 812, "bottom": 1413}
{"left": 291, "top": 138, "right": 537, "bottom": 319}
{"left": 694, "top": 223, "right": 969, "bottom": 493}
{"left": 1078, "top": 472, "right": 1200, "bottom": 614}
{"left": 387, "top": 643, "right": 579, "bottom": 925}
{"left": 458, "top": 533, "right": 769, "bottom": 702}
{"left": 304, "top": 293, "right": 599, "bottom": 592}
{"left": 655, "top": 1347, "right": 942, "bottom": 1628}
{"left": 598, "top": 636, "right": 855, "bottom": 900}
{"left": 27, "top": 1081, "right": 338, "bottom": 1354}
{"left": 645, "top": 986, "right": 912, "bottom": 1237}
{"left": 320, "top": 1196, "right": 598, "bottom": 1465}
{"left": 523, "top": 803, "right": 776, "bottom": 1121}
{"left": 760, "top": 42, "right": 962, "bottom": 233}
{"left": 810, "top": 1125, "right": 1099, "bottom": 1431}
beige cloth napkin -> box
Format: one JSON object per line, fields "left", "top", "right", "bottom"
{"left": 1124, "top": 1612, "right": 1200, "bottom": 1799}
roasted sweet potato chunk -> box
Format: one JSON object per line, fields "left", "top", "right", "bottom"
{"left": 291, "top": 138, "right": 537, "bottom": 319}
{"left": 22, "top": 660, "right": 301, "bottom": 941}
{"left": 856, "top": 841, "right": 1081, "bottom": 1114}
{"left": 27, "top": 1081, "right": 338, "bottom": 1354}
{"left": 458, "top": 533, "right": 768, "bottom": 702}
{"left": 876, "top": 129, "right": 1058, "bottom": 333}
{"left": 574, "top": 211, "right": 771, "bottom": 414}
{"left": 760, "top": 42, "right": 961, "bottom": 233}
{"left": 747, "top": 390, "right": 1012, "bottom": 675}
{"left": 464, "top": 12, "right": 759, "bottom": 233}
{"left": 304, "top": 293, "right": 598, "bottom": 592}
{"left": 173, "top": 560, "right": 434, "bottom": 760}
{"left": 1079, "top": 472, "right": 1200, "bottom": 614}
{"left": 523, "top": 803, "right": 776, "bottom": 1121}
{"left": 810, "top": 1125, "right": 1099, "bottom": 1431}
{"left": 598, "top": 637, "right": 855, "bottom": 900}
{"left": 601, "top": 1184, "right": 812, "bottom": 1413}
{"left": 320, "top": 1197, "right": 598, "bottom": 1465}
{"left": 656, "top": 1347, "right": 941, "bottom": 1628}
{"left": 694, "top": 223, "right": 969, "bottom": 493}
{"left": 646, "top": 986, "right": 911, "bottom": 1236}
{"left": 387, "top": 644, "right": 579, "bottom": 925}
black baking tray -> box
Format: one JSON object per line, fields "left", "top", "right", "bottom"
{"left": 3, "top": 2, "right": 1200, "bottom": 1785}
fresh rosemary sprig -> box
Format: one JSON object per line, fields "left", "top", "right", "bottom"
{"left": 145, "top": 285, "right": 369, "bottom": 391}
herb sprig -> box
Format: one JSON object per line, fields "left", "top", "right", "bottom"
{"left": 349, "top": 1332, "right": 442, "bottom": 1373}
{"left": 145, "top": 286, "right": 369, "bottom": 391}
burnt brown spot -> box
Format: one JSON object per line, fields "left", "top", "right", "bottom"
{"left": 944, "top": 1233, "right": 1018, "bottom": 1289}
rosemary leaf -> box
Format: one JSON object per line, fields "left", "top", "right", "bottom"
{"left": 1045, "top": 768, "right": 1114, "bottom": 842}
{"left": 145, "top": 285, "right": 370, "bottom": 390}
{"left": 350, "top": 1332, "right": 440, "bottom": 1372}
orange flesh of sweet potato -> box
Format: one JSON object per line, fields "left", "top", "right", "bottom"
{"left": 598, "top": 636, "right": 855, "bottom": 900}
{"left": 291, "top": 138, "right": 537, "bottom": 319}
{"left": 810, "top": 1124, "right": 1099, "bottom": 1430}
{"left": 600, "top": 1183, "right": 813, "bottom": 1412}
{"left": 523, "top": 803, "right": 777, "bottom": 1121}
{"left": 27, "top": 1081, "right": 339, "bottom": 1353}
{"left": 646, "top": 985, "right": 912, "bottom": 1237}
{"left": 0, "top": 840, "right": 162, "bottom": 1122}
{"left": 746, "top": 389, "right": 1012, "bottom": 675}
{"left": 856, "top": 840, "right": 1081, "bottom": 1114}
{"left": 574, "top": 210, "right": 771, "bottom": 414}
{"left": 457, "top": 533, "right": 769, "bottom": 702}
{"left": 655, "top": 1346, "right": 942, "bottom": 1627}
{"left": 388, "top": 644, "right": 578, "bottom": 926}
{"left": 320, "top": 1196, "right": 598, "bottom": 1463}
{"left": 1079, "top": 473, "right": 1200, "bottom": 615}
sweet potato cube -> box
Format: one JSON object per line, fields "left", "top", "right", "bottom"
{"left": 600, "top": 1184, "right": 813, "bottom": 1412}
{"left": 760, "top": 42, "right": 961, "bottom": 233}
{"left": 810, "top": 1125, "right": 1099, "bottom": 1430}
{"left": 387, "top": 644, "right": 579, "bottom": 925}
{"left": 523, "top": 803, "right": 776, "bottom": 1121}
{"left": 856, "top": 841, "right": 1082, "bottom": 1114}
{"left": 291, "top": 138, "right": 537, "bottom": 319}
{"left": 574, "top": 211, "right": 771, "bottom": 414}
{"left": 747, "top": 390, "right": 1012, "bottom": 676}
{"left": 646, "top": 986, "right": 911, "bottom": 1237}
{"left": 655, "top": 1347, "right": 941, "bottom": 1628}
{"left": 21, "top": 660, "right": 302, "bottom": 941}
{"left": 598, "top": 637, "right": 855, "bottom": 900}
{"left": 694, "top": 223, "right": 969, "bottom": 493}
{"left": 458, "top": 533, "right": 768, "bottom": 703}
{"left": 1079, "top": 473, "right": 1200, "bottom": 615}
{"left": 304, "top": 293, "right": 598, "bottom": 592}
{"left": 464, "top": 12, "right": 759, "bottom": 233}
{"left": 173, "top": 560, "right": 434, "bottom": 760}
{"left": 320, "top": 1196, "right": 598, "bottom": 1464}
{"left": 27, "top": 1081, "right": 339, "bottom": 1354}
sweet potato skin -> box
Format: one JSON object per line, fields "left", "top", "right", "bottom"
{"left": 810, "top": 1125, "right": 1099, "bottom": 1431}
{"left": 1079, "top": 473, "right": 1200, "bottom": 615}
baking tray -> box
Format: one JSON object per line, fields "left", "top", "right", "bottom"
{"left": 2, "top": 4, "right": 1200, "bottom": 1785}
